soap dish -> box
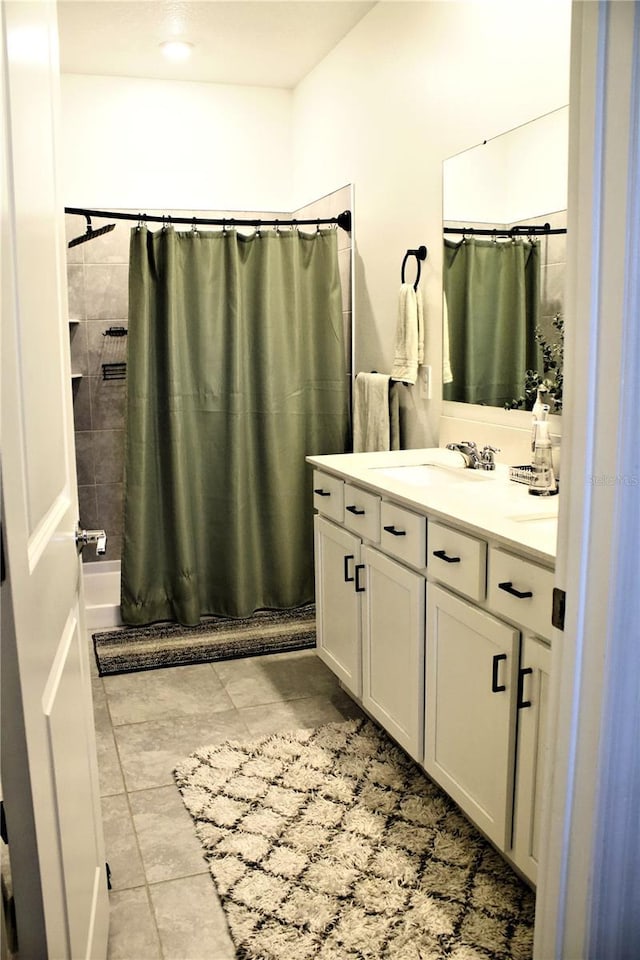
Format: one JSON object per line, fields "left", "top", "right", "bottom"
{"left": 509, "top": 464, "right": 534, "bottom": 485}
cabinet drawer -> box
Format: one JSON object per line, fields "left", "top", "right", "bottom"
{"left": 380, "top": 501, "right": 426, "bottom": 570}
{"left": 427, "top": 521, "right": 486, "bottom": 602}
{"left": 487, "top": 548, "right": 554, "bottom": 639}
{"left": 343, "top": 483, "right": 380, "bottom": 543}
{"left": 313, "top": 470, "right": 344, "bottom": 523}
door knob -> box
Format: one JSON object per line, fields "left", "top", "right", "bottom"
{"left": 76, "top": 525, "right": 107, "bottom": 556}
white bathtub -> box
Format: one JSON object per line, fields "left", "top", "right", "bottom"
{"left": 82, "top": 560, "right": 122, "bottom": 629}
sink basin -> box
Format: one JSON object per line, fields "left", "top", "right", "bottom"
{"left": 372, "top": 463, "right": 494, "bottom": 487}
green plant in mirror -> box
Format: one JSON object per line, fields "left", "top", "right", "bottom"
{"left": 505, "top": 313, "right": 564, "bottom": 413}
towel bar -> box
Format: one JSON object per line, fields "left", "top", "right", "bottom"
{"left": 371, "top": 369, "right": 411, "bottom": 388}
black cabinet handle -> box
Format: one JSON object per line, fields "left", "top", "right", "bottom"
{"left": 343, "top": 554, "right": 355, "bottom": 583}
{"left": 491, "top": 653, "right": 507, "bottom": 693}
{"left": 383, "top": 525, "right": 406, "bottom": 537}
{"left": 498, "top": 581, "right": 533, "bottom": 599}
{"left": 433, "top": 549, "right": 461, "bottom": 564}
{"left": 517, "top": 667, "right": 534, "bottom": 709}
{"left": 314, "top": 488, "right": 330, "bottom": 497}
{"left": 355, "top": 563, "right": 366, "bottom": 593}
{"left": 346, "top": 505, "right": 365, "bottom": 516}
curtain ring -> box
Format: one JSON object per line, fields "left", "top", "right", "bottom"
{"left": 315, "top": 220, "right": 320, "bottom": 234}
{"left": 191, "top": 217, "right": 198, "bottom": 235}
{"left": 137, "top": 214, "right": 145, "bottom": 232}
{"left": 275, "top": 219, "right": 280, "bottom": 235}
{"left": 222, "top": 219, "right": 228, "bottom": 235}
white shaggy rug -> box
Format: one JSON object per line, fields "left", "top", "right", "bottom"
{"left": 174, "top": 718, "right": 534, "bottom": 960}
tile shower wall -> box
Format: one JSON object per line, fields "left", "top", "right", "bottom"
{"left": 527, "top": 210, "right": 567, "bottom": 358}
{"left": 66, "top": 186, "right": 353, "bottom": 563}
{"left": 67, "top": 212, "right": 130, "bottom": 563}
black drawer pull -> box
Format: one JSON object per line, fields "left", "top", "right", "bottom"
{"left": 343, "top": 554, "right": 355, "bottom": 583}
{"left": 518, "top": 667, "right": 534, "bottom": 709}
{"left": 383, "top": 525, "right": 406, "bottom": 537}
{"left": 346, "top": 505, "right": 365, "bottom": 516}
{"left": 498, "top": 580, "right": 533, "bottom": 599}
{"left": 355, "top": 564, "right": 366, "bottom": 593}
{"left": 433, "top": 549, "right": 461, "bottom": 564}
{"left": 314, "top": 488, "right": 330, "bottom": 497}
{"left": 492, "top": 653, "right": 507, "bottom": 693}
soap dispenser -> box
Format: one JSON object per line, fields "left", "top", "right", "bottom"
{"left": 531, "top": 385, "right": 549, "bottom": 452}
{"left": 529, "top": 405, "right": 558, "bottom": 497}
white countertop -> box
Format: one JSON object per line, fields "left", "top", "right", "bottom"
{"left": 307, "top": 448, "right": 558, "bottom": 567}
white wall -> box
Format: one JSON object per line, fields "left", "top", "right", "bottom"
{"left": 60, "top": 74, "right": 292, "bottom": 211}
{"left": 60, "top": 1, "right": 572, "bottom": 452}
{"left": 445, "top": 106, "right": 569, "bottom": 224}
{"left": 292, "top": 0, "right": 572, "bottom": 448}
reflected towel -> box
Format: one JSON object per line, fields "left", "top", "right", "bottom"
{"left": 443, "top": 295, "right": 453, "bottom": 384}
{"left": 391, "top": 283, "right": 424, "bottom": 385}
{"left": 354, "top": 372, "right": 392, "bottom": 452}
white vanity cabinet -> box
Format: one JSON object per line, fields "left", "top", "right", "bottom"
{"left": 313, "top": 470, "right": 426, "bottom": 761}
{"left": 361, "top": 544, "right": 425, "bottom": 761}
{"left": 314, "top": 514, "right": 363, "bottom": 698}
{"left": 310, "top": 454, "right": 557, "bottom": 887}
{"left": 511, "top": 634, "right": 552, "bottom": 885}
{"left": 425, "top": 583, "right": 520, "bottom": 848}
{"left": 426, "top": 538, "right": 554, "bottom": 881}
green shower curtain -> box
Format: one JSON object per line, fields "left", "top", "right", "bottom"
{"left": 121, "top": 226, "right": 349, "bottom": 626}
{"left": 443, "top": 237, "right": 541, "bottom": 406}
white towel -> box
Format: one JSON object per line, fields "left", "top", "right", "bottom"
{"left": 442, "top": 294, "right": 453, "bottom": 384}
{"left": 353, "top": 372, "right": 391, "bottom": 452}
{"left": 391, "top": 283, "right": 424, "bottom": 385}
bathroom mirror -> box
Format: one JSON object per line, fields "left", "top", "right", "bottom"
{"left": 442, "top": 106, "right": 569, "bottom": 412}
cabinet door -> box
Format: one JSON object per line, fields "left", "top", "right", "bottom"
{"left": 511, "top": 634, "right": 552, "bottom": 884}
{"left": 314, "top": 516, "right": 362, "bottom": 697}
{"left": 425, "top": 583, "right": 520, "bottom": 849}
{"left": 361, "top": 545, "right": 425, "bottom": 762}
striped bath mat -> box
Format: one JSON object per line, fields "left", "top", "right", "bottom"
{"left": 93, "top": 604, "right": 316, "bottom": 676}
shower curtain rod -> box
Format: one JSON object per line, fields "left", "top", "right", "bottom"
{"left": 64, "top": 206, "right": 352, "bottom": 233}
{"left": 444, "top": 223, "right": 566, "bottom": 237}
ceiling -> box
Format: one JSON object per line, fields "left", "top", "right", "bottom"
{"left": 56, "top": 1, "right": 377, "bottom": 89}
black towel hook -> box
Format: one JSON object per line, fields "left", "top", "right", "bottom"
{"left": 401, "top": 245, "right": 428, "bottom": 290}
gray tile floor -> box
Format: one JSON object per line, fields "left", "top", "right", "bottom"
{"left": 91, "top": 636, "right": 364, "bottom": 959}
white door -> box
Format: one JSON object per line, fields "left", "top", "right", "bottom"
{"left": 425, "top": 583, "right": 519, "bottom": 849}
{"left": 1, "top": 3, "right": 109, "bottom": 958}
{"left": 314, "top": 516, "right": 362, "bottom": 697}
{"left": 361, "top": 545, "right": 425, "bottom": 762}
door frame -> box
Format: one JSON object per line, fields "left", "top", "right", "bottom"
{"left": 536, "top": 2, "right": 640, "bottom": 955}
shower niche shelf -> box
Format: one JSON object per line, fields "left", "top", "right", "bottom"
{"left": 102, "top": 362, "right": 126, "bottom": 381}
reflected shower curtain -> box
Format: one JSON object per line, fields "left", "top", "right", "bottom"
{"left": 121, "top": 226, "right": 349, "bottom": 625}
{"left": 443, "top": 237, "right": 541, "bottom": 406}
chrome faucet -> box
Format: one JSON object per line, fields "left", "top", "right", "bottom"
{"left": 479, "top": 444, "right": 500, "bottom": 470}
{"left": 446, "top": 441, "right": 500, "bottom": 470}
{"left": 446, "top": 441, "right": 481, "bottom": 468}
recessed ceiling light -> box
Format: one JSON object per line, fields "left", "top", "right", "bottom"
{"left": 160, "top": 40, "right": 193, "bottom": 62}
